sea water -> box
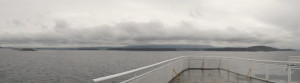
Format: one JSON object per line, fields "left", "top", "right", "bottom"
{"left": 0, "top": 49, "right": 299, "bottom": 83}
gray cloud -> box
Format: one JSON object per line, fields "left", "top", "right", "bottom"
{"left": 254, "top": 1, "right": 300, "bottom": 31}
{"left": 0, "top": 20, "right": 283, "bottom": 47}
{"left": 11, "top": 19, "right": 24, "bottom": 26}
{"left": 54, "top": 20, "right": 70, "bottom": 29}
{"left": 1, "top": 0, "right": 300, "bottom": 49}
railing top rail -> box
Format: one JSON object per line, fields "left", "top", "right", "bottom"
{"left": 223, "top": 57, "right": 300, "bottom": 64}
{"left": 92, "top": 56, "right": 188, "bottom": 82}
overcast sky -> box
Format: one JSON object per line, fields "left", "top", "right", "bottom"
{"left": 0, "top": 0, "right": 300, "bottom": 49}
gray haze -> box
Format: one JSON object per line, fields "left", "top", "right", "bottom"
{"left": 1, "top": 0, "right": 300, "bottom": 49}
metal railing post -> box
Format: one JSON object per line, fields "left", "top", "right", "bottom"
{"left": 201, "top": 58, "right": 205, "bottom": 69}
{"left": 188, "top": 57, "right": 190, "bottom": 69}
{"left": 153, "top": 70, "right": 156, "bottom": 83}
{"left": 134, "top": 73, "right": 137, "bottom": 83}
{"left": 265, "top": 63, "right": 269, "bottom": 80}
{"left": 218, "top": 57, "right": 222, "bottom": 69}
{"left": 288, "top": 62, "right": 291, "bottom": 83}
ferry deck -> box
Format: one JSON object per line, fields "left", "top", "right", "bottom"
{"left": 93, "top": 56, "right": 300, "bottom": 83}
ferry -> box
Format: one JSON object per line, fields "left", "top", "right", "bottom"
{"left": 92, "top": 56, "right": 300, "bottom": 83}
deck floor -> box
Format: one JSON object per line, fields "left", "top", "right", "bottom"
{"left": 169, "top": 69, "right": 271, "bottom": 83}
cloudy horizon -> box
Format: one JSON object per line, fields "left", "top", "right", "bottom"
{"left": 1, "top": 0, "right": 300, "bottom": 49}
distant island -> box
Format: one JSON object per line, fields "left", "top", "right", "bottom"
{"left": 17, "top": 48, "right": 38, "bottom": 51}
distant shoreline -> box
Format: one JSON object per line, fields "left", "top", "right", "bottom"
{"left": 1, "top": 45, "right": 296, "bottom": 51}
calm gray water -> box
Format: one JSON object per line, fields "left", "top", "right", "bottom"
{"left": 0, "top": 49, "right": 299, "bottom": 83}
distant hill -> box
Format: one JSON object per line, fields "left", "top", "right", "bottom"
{"left": 107, "top": 44, "right": 216, "bottom": 51}
{"left": 247, "top": 46, "right": 278, "bottom": 51}
{"left": 107, "top": 48, "right": 177, "bottom": 51}
{"left": 108, "top": 45, "right": 295, "bottom": 51}
{"left": 3, "top": 47, "right": 112, "bottom": 50}
{"left": 124, "top": 45, "right": 215, "bottom": 48}
{"left": 205, "top": 46, "right": 295, "bottom": 51}
{"left": 34, "top": 47, "right": 111, "bottom": 50}
{"left": 17, "top": 48, "right": 37, "bottom": 51}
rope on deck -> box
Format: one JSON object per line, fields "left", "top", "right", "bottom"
{"left": 201, "top": 58, "right": 205, "bottom": 70}
{"left": 172, "top": 68, "right": 180, "bottom": 80}
{"left": 246, "top": 66, "right": 252, "bottom": 77}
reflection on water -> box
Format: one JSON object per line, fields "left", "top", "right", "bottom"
{"left": 0, "top": 49, "right": 300, "bottom": 83}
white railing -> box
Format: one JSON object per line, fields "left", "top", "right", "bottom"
{"left": 92, "top": 56, "right": 188, "bottom": 83}
{"left": 93, "top": 56, "right": 300, "bottom": 83}
{"left": 221, "top": 57, "right": 300, "bottom": 83}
